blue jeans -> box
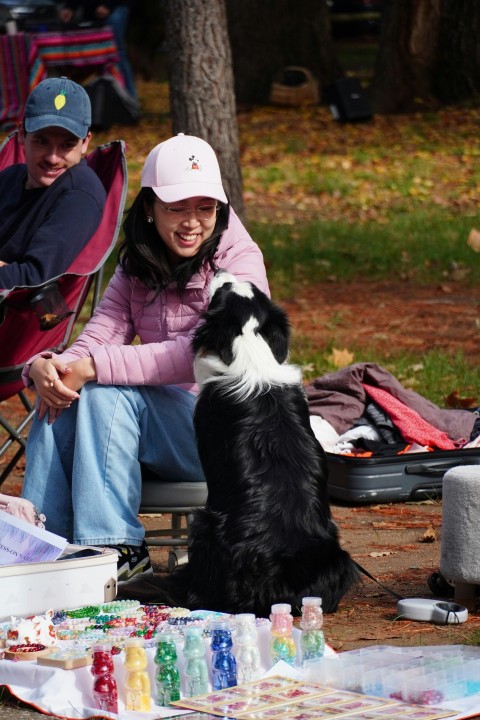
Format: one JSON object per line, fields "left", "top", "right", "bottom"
{"left": 23, "top": 384, "right": 204, "bottom": 545}
{"left": 105, "top": 6, "right": 137, "bottom": 99}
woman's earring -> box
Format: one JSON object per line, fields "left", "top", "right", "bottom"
{"left": 146, "top": 215, "right": 154, "bottom": 223}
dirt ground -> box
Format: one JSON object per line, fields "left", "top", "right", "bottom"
{"left": 280, "top": 279, "right": 480, "bottom": 362}
{"left": 1, "top": 279, "right": 480, "bottom": 663}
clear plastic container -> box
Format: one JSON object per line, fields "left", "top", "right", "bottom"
{"left": 269, "top": 603, "right": 297, "bottom": 667}
{"left": 210, "top": 620, "right": 237, "bottom": 690}
{"left": 300, "top": 597, "right": 325, "bottom": 665}
{"left": 91, "top": 644, "right": 118, "bottom": 714}
{"left": 154, "top": 632, "right": 180, "bottom": 705}
{"left": 183, "top": 626, "right": 209, "bottom": 697}
{"left": 235, "top": 613, "right": 261, "bottom": 683}
{"left": 124, "top": 637, "right": 151, "bottom": 711}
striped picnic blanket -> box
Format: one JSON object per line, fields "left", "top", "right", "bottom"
{"left": 1, "top": 28, "right": 124, "bottom": 127}
{"left": 0, "top": 34, "right": 30, "bottom": 127}
{"left": 28, "top": 27, "right": 124, "bottom": 89}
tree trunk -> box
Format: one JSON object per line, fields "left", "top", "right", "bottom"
{"left": 434, "top": 0, "right": 480, "bottom": 104}
{"left": 226, "top": 0, "right": 342, "bottom": 106}
{"left": 162, "top": 0, "right": 244, "bottom": 218}
{"left": 373, "top": 0, "right": 441, "bottom": 113}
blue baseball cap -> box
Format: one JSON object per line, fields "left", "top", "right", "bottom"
{"left": 24, "top": 76, "right": 91, "bottom": 139}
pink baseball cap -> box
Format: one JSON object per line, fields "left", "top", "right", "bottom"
{"left": 140, "top": 133, "right": 228, "bottom": 204}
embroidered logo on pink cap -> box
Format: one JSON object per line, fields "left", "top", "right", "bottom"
{"left": 189, "top": 155, "right": 200, "bottom": 171}
{"left": 140, "top": 133, "right": 228, "bottom": 204}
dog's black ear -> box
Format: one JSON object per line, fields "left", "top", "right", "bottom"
{"left": 193, "top": 316, "right": 234, "bottom": 366}
{"left": 258, "top": 297, "right": 291, "bottom": 364}
{"left": 192, "top": 284, "right": 239, "bottom": 365}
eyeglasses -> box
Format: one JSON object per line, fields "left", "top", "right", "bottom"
{"left": 155, "top": 201, "right": 220, "bottom": 221}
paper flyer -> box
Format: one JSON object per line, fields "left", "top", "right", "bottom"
{"left": 0, "top": 509, "right": 68, "bottom": 565}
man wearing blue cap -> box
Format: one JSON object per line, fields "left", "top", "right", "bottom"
{"left": 0, "top": 76, "right": 106, "bottom": 291}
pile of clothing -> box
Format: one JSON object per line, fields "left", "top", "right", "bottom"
{"left": 306, "top": 363, "right": 480, "bottom": 456}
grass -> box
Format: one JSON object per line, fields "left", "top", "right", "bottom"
{"left": 251, "top": 212, "right": 480, "bottom": 295}
{"left": 292, "top": 342, "right": 479, "bottom": 408}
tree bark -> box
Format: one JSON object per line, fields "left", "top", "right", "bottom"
{"left": 162, "top": 0, "right": 244, "bottom": 218}
{"left": 372, "top": 0, "right": 441, "bottom": 113}
{"left": 226, "top": 0, "right": 342, "bottom": 106}
{"left": 434, "top": 0, "right": 480, "bottom": 104}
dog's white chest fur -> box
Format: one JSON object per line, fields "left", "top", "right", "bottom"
{"left": 194, "top": 317, "right": 302, "bottom": 398}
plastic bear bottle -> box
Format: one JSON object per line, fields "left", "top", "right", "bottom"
{"left": 210, "top": 620, "right": 237, "bottom": 690}
{"left": 124, "top": 637, "right": 151, "bottom": 711}
{"left": 183, "top": 626, "right": 209, "bottom": 697}
{"left": 154, "top": 632, "right": 181, "bottom": 706}
{"left": 300, "top": 596, "right": 325, "bottom": 664}
{"left": 235, "top": 613, "right": 261, "bottom": 683}
{"left": 269, "top": 603, "right": 297, "bottom": 667}
{"left": 91, "top": 645, "right": 118, "bottom": 714}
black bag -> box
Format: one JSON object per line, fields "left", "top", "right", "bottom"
{"left": 327, "top": 78, "right": 373, "bottom": 123}
{"left": 85, "top": 75, "right": 140, "bottom": 130}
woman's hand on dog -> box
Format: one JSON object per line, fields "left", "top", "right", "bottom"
{"left": 30, "top": 356, "right": 96, "bottom": 423}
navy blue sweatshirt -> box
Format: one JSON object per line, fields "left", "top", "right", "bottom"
{"left": 0, "top": 159, "right": 106, "bottom": 291}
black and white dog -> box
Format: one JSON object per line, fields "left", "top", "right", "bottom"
{"left": 119, "top": 270, "right": 358, "bottom": 616}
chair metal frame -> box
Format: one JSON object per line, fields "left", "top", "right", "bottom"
{"left": 140, "top": 466, "right": 207, "bottom": 567}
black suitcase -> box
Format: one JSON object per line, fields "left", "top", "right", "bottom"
{"left": 326, "top": 447, "right": 480, "bottom": 504}
{"left": 85, "top": 75, "right": 140, "bottom": 130}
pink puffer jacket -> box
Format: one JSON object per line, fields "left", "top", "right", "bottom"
{"left": 23, "top": 208, "right": 269, "bottom": 393}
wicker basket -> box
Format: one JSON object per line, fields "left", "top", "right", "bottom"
{"left": 269, "top": 66, "right": 320, "bottom": 107}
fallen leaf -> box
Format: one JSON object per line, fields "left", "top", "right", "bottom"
{"left": 444, "top": 389, "right": 478, "bottom": 409}
{"left": 468, "top": 227, "right": 480, "bottom": 252}
{"left": 450, "top": 266, "right": 471, "bottom": 281}
{"left": 328, "top": 347, "right": 354, "bottom": 368}
{"left": 410, "top": 363, "right": 424, "bottom": 372}
{"left": 301, "top": 363, "right": 315, "bottom": 373}
{"left": 419, "top": 526, "right": 436, "bottom": 543}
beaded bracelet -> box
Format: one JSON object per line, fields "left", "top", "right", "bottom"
{"left": 101, "top": 600, "right": 140, "bottom": 615}
{"left": 66, "top": 606, "right": 100, "bottom": 619}
{"left": 8, "top": 643, "right": 46, "bottom": 652}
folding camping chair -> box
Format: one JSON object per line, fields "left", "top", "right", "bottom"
{"left": 0, "top": 132, "right": 128, "bottom": 487}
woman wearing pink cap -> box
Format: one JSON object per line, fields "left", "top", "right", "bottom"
{"left": 21, "top": 134, "right": 269, "bottom": 581}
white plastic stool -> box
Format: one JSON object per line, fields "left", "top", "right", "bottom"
{"left": 440, "top": 465, "right": 480, "bottom": 610}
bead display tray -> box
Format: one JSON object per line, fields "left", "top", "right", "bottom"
{"left": 4, "top": 646, "right": 52, "bottom": 661}
{"left": 305, "top": 645, "right": 480, "bottom": 706}
{"left": 37, "top": 648, "right": 93, "bottom": 669}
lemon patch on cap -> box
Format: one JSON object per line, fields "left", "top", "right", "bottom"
{"left": 54, "top": 93, "right": 66, "bottom": 111}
